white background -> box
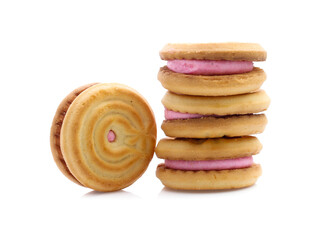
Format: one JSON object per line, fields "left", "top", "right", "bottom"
{"left": 1, "top": 0, "right": 324, "bottom": 239}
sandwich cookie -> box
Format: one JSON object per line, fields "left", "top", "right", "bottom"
{"left": 155, "top": 136, "right": 262, "bottom": 190}
{"left": 161, "top": 90, "right": 270, "bottom": 138}
{"left": 159, "top": 42, "right": 267, "bottom": 96}
{"left": 50, "top": 83, "right": 157, "bottom": 192}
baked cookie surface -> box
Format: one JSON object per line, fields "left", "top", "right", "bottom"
{"left": 156, "top": 163, "right": 262, "bottom": 190}
{"left": 162, "top": 114, "right": 267, "bottom": 138}
{"left": 160, "top": 43, "right": 266, "bottom": 61}
{"left": 162, "top": 90, "right": 270, "bottom": 116}
{"left": 50, "top": 83, "right": 157, "bottom": 192}
{"left": 155, "top": 136, "right": 262, "bottom": 161}
{"left": 158, "top": 66, "right": 266, "bottom": 96}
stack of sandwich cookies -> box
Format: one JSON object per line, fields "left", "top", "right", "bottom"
{"left": 155, "top": 43, "right": 270, "bottom": 190}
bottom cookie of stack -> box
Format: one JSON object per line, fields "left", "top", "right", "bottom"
{"left": 155, "top": 137, "right": 262, "bottom": 190}
{"left": 156, "top": 164, "right": 262, "bottom": 190}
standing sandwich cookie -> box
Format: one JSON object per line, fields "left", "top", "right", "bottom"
{"left": 156, "top": 42, "right": 270, "bottom": 190}
{"left": 50, "top": 83, "right": 157, "bottom": 192}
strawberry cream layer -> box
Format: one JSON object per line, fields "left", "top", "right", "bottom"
{"left": 107, "top": 130, "right": 116, "bottom": 142}
{"left": 165, "top": 108, "right": 218, "bottom": 120}
{"left": 167, "top": 60, "right": 253, "bottom": 75}
{"left": 165, "top": 156, "right": 253, "bottom": 171}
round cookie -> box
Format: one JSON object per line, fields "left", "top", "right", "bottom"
{"left": 162, "top": 90, "right": 270, "bottom": 116}
{"left": 158, "top": 66, "right": 266, "bottom": 96}
{"left": 162, "top": 114, "right": 267, "bottom": 138}
{"left": 156, "top": 163, "right": 262, "bottom": 190}
{"left": 155, "top": 136, "right": 262, "bottom": 161}
{"left": 50, "top": 83, "right": 157, "bottom": 192}
{"left": 160, "top": 43, "right": 267, "bottom": 61}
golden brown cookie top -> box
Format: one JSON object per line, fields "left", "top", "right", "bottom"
{"left": 160, "top": 42, "right": 266, "bottom": 61}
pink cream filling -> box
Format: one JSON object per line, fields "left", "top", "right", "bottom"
{"left": 165, "top": 156, "right": 253, "bottom": 171}
{"left": 107, "top": 130, "right": 116, "bottom": 142}
{"left": 165, "top": 108, "right": 218, "bottom": 120}
{"left": 167, "top": 59, "right": 253, "bottom": 75}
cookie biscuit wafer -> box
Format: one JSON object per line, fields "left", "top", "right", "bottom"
{"left": 162, "top": 114, "right": 267, "bottom": 138}
{"left": 162, "top": 90, "right": 270, "bottom": 116}
{"left": 156, "top": 163, "right": 262, "bottom": 190}
{"left": 155, "top": 136, "right": 262, "bottom": 161}
{"left": 160, "top": 43, "right": 266, "bottom": 61}
{"left": 158, "top": 66, "right": 266, "bottom": 96}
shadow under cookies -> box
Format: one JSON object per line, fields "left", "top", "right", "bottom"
{"left": 82, "top": 189, "right": 141, "bottom": 199}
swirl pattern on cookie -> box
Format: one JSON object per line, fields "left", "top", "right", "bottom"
{"left": 56, "top": 83, "right": 156, "bottom": 192}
